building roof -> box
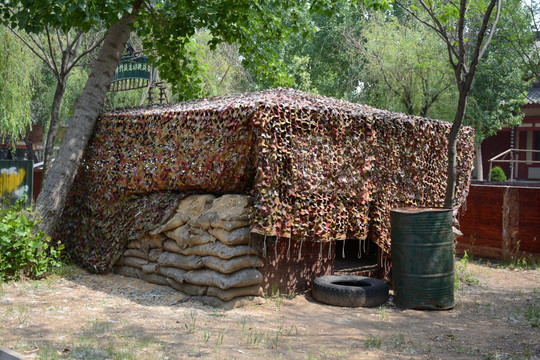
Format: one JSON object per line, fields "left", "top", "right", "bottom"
{"left": 527, "top": 86, "right": 540, "bottom": 105}
{"left": 527, "top": 77, "right": 540, "bottom": 105}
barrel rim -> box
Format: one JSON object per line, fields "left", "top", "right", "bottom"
{"left": 390, "top": 206, "right": 452, "bottom": 214}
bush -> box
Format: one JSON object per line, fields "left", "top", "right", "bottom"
{"left": 0, "top": 201, "right": 64, "bottom": 281}
{"left": 490, "top": 166, "right": 507, "bottom": 182}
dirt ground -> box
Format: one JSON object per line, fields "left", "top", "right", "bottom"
{"left": 0, "top": 259, "right": 538, "bottom": 360}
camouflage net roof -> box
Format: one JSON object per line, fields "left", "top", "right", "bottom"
{"left": 57, "top": 88, "right": 474, "bottom": 272}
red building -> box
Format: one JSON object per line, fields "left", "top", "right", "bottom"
{"left": 481, "top": 82, "right": 540, "bottom": 181}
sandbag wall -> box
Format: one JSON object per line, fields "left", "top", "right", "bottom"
{"left": 113, "top": 195, "right": 264, "bottom": 301}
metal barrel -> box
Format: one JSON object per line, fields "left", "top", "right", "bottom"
{"left": 390, "top": 207, "right": 454, "bottom": 310}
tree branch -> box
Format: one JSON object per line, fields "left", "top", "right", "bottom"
{"left": 465, "top": 0, "right": 500, "bottom": 91}
{"left": 57, "top": 28, "right": 65, "bottom": 54}
{"left": 395, "top": 0, "right": 460, "bottom": 66}
{"left": 45, "top": 26, "right": 60, "bottom": 77}
{"left": 478, "top": 0, "right": 501, "bottom": 60}
{"left": 65, "top": 32, "right": 105, "bottom": 74}
{"left": 7, "top": 27, "right": 51, "bottom": 67}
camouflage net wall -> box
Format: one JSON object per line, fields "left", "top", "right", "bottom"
{"left": 57, "top": 88, "right": 474, "bottom": 272}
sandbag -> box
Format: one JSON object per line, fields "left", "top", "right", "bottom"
{"left": 163, "top": 239, "right": 182, "bottom": 253}
{"left": 197, "top": 195, "right": 253, "bottom": 231}
{"left": 166, "top": 278, "right": 208, "bottom": 296}
{"left": 153, "top": 194, "right": 216, "bottom": 234}
{"left": 183, "top": 268, "right": 263, "bottom": 289}
{"left": 123, "top": 249, "right": 149, "bottom": 260}
{"left": 148, "top": 249, "right": 163, "bottom": 262}
{"left": 142, "top": 263, "right": 159, "bottom": 274}
{"left": 201, "top": 255, "right": 263, "bottom": 274}
{"left": 197, "top": 213, "right": 251, "bottom": 231}
{"left": 127, "top": 240, "right": 141, "bottom": 249}
{"left": 188, "top": 228, "right": 217, "bottom": 246}
{"left": 165, "top": 224, "right": 190, "bottom": 249}
{"left": 113, "top": 265, "right": 143, "bottom": 279}
{"left": 158, "top": 266, "right": 187, "bottom": 283}
{"left": 181, "top": 242, "right": 258, "bottom": 259}
{"left": 157, "top": 251, "right": 203, "bottom": 270}
{"left": 148, "top": 235, "right": 165, "bottom": 249}
{"left": 176, "top": 194, "right": 216, "bottom": 217}
{"left": 139, "top": 239, "right": 150, "bottom": 254}
{"left": 207, "top": 284, "right": 263, "bottom": 301}
{"left": 150, "top": 212, "right": 189, "bottom": 235}
{"left": 116, "top": 256, "right": 148, "bottom": 269}
{"left": 208, "top": 227, "right": 251, "bottom": 246}
{"left": 140, "top": 272, "right": 169, "bottom": 286}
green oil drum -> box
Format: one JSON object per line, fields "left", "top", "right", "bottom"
{"left": 390, "top": 207, "right": 454, "bottom": 310}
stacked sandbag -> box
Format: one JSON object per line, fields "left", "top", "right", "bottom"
{"left": 113, "top": 194, "right": 263, "bottom": 301}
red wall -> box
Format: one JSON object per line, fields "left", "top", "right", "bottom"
{"left": 481, "top": 130, "right": 511, "bottom": 180}
{"left": 457, "top": 183, "right": 540, "bottom": 259}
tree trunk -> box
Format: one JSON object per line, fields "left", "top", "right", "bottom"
{"left": 475, "top": 144, "right": 483, "bottom": 181}
{"left": 34, "top": 14, "right": 135, "bottom": 237}
{"left": 42, "top": 80, "right": 67, "bottom": 182}
{"left": 444, "top": 91, "right": 468, "bottom": 209}
{"left": 23, "top": 137, "right": 38, "bottom": 162}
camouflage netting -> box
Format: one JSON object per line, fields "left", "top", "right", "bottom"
{"left": 57, "top": 88, "right": 474, "bottom": 272}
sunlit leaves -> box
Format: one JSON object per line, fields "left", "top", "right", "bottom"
{"left": 0, "top": 0, "right": 135, "bottom": 33}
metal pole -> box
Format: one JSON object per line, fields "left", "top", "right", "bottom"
{"left": 510, "top": 126, "right": 515, "bottom": 181}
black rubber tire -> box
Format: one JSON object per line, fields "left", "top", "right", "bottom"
{"left": 312, "top": 275, "right": 389, "bottom": 307}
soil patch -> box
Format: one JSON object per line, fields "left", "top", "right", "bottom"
{"left": 0, "top": 259, "right": 538, "bottom": 359}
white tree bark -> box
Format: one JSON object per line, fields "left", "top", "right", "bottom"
{"left": 475, "top": 144, "right": 483, "bottom": 181}
{"left": 34, "top": 14, "right": 135, "bottom": 236}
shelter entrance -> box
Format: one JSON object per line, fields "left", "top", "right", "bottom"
{"left": 334, "top": 239, "right": 379, "bottom": 276}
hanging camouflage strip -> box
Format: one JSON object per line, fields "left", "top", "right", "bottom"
{"left": 56, "top": 88, "right": 474, "bottom": 272}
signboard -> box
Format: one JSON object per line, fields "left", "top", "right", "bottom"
{"left": 112, "top": 56, "right": 154, "bottom": 82}
{"left": 110, "top": 55, "right": 157, "bottom": 92}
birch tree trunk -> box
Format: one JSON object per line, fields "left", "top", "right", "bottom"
{"left": 475, "top": 144, "right": 483, "bottom": 181}
{"left": 34, "top": 14, "right": 134, "bottom": 236}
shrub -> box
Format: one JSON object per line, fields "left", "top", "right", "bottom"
{"left": 490, "top": 166, "right": 507, "bottom": 182}
{"left": 0, "top": 201, "right": 64, "bottom": 281}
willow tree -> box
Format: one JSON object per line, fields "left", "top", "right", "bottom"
{"left": 345, "top": 13, "right": 456, "bottom": 120}
{"left": 0, "top": 26, "right": 39, "bottom": 145}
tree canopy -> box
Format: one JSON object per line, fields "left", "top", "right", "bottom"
{"left": 347, "top": 13, "right": 456, "bottom": 120}
{"left": 465, "top": 0, "right": 538, "bottom": 143}
{"left": 1, "top": 0, "right": 338, "bottom": 235}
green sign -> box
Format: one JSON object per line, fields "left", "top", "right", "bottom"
{"left": 112, "top": 56, "right": 155, "bottom": 82}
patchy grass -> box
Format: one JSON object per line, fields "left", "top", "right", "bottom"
{"left": 455, "top": 252, "right": 481, "bottom": 289}
{"left": 364, "top": 334, "right": 382, "bottom": 350}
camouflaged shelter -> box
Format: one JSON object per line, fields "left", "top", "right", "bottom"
{"left": 57, "top": 88, "right": 475, "bottom": 299}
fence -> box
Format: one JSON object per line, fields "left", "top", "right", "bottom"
{"left": 0, "top": 160, "right": 34, "bottom": 206}
{"left": 457, "top": 182, "right": 540, "bottom": 260}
